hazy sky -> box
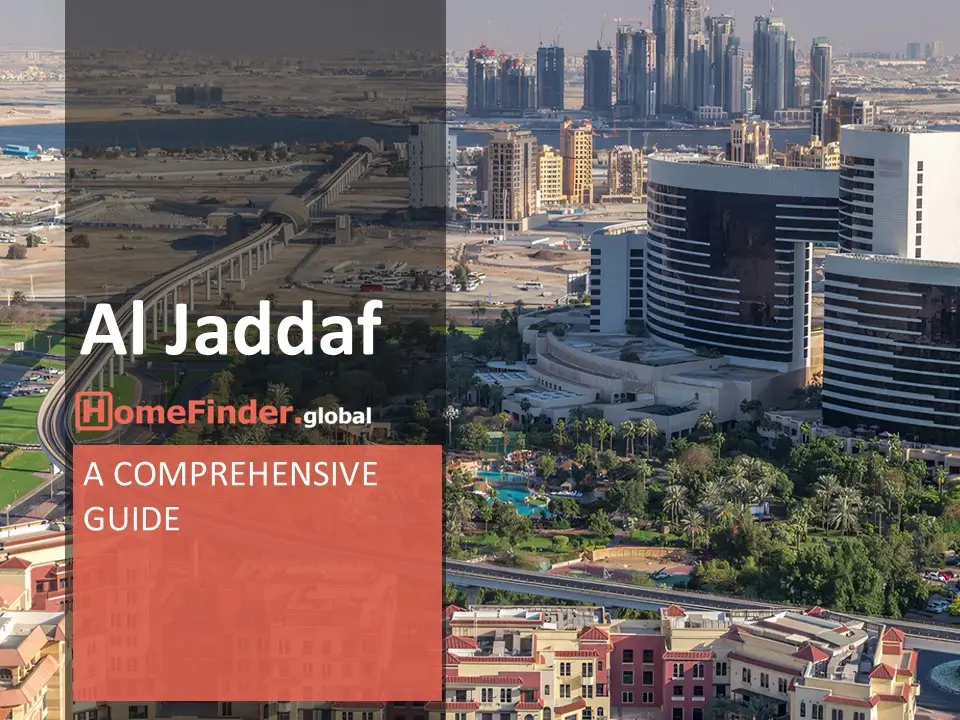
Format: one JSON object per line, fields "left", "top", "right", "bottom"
{"left": 0, "top": 0, "right": 954, "bottom": 57}
{"left": 447, "top": 0, "right": 958, "bottom": 55}
{"left": 0, "top": 0, "right": 63, "bottom": 49}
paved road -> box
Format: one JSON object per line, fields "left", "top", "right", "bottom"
{"left": 914, "top": 650, "right": 960, "bottom": 712}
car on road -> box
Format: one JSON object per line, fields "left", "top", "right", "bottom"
{"left": 926, "top": 599, "right": 950, "bottom": 613}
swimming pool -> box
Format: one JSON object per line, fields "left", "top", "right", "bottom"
{"left": 476, "top": 470, "right": 549, "bottom": 517}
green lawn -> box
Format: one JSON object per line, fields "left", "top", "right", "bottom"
{"left": 0, "top": 322, "right": 68, "bottom": 355}
{"left": 0, "top": 394, "right": 44, "bottom": 445}
{"left": 0, "top": 451, "right": 49, "bottom": 507}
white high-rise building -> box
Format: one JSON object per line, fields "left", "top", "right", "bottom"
{"left": 838, "top": 125, "right": 960, "bottom": 260}
{"left": 408, "top": 122, "right": 457, "bottom": 217}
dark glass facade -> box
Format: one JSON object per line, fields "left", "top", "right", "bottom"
{"left": 838, "top": 154, "right": 876, "bottom": 253}
{"left": 645, "top": 180, "right": 837, "bottom": 368}
{"left": 823, "top": 270, "right": 960, "bottom": 446}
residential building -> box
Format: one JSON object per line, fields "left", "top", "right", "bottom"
{"left": 0, "top": 521, "right": 72, "bottom": 613}
{"left": 583, "top": 48, "right": 613, "bottom": 113}
{"left": 538, "top": 146, "right": 564, "bottom": 205}
{"left": 906, "top": 42, "right": 923, "bottom": 60}
{"left": 487, "top": 130, "right": 539, "bottom": 221}
{"left": 467, "top": 46, "right": 500, "bottom": 115}
{"left": 727, "top": 119, "right": 771, "bottom": 164}
{"left": 653, "top": 0, "right": 680, "bottom": 113}
{"left": 822, "top": 253, "right": 960, "bottom": 447}
{"left": 606, "top": 146, "right": 646, "bottom": 202}
{"left": 752, "top": 16, "right": 792, "bottom": 119}
{"left": 722, "top": 39, "right": 745, "bottom": 116}
{"left": 782, "top": 138, "right": 840, "bottom": 169}
{"left": 589, "top": 222, "right": 646, "bottom": 333}
{"left": 809, "top": 38, "right": 832, "bottom": 108}
{"left": 615, "top": 25, "right": 636, "bottom": 116}
{"left": 812, "top": 93, "right": 875, "bottom": 145}
{"left": 560, "top": 119, "right": 594, "bottom": 205}
{"left": 837, "top": 124, "right": 960, "bottom": 259}
{"left": 645, "top": 153, "right": 838, "bottom": 376}
{"left": 0, "top": 611, "right": 67, "bottom": 720}
{"left": 438, "top": 606, "right": 613, "bottom": 720}
{"left": 684, "top": 33, "right": 711, "bottom": 111}
{"left": 500, "top": 57, "right": 538, "bottom": 113}
{"left": 705, "top": 15, "right": 737, "bottom": 109}
{"left": 431, "top": 605, "right": 921, "bottom": 720}
{"left": 925, "top": 40, "right": 944, "bottom": 59}
{"left": 537, "top": 46, "right": 565, "bottom": 110}
{"left": 408, "top": 123, "right": 457, "bottom": 217}
{"left": 630, "top": 29, "right": 658, "bottom": 120}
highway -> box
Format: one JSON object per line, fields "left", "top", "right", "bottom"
{"left": 445, "top": 561, "right": 960, "bottom": 645}
{"left": 36, "top": 149, "right": 373, "bottom": 476}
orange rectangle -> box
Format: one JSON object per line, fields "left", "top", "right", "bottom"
{"left": 73, "top": 445, "right": 442, "bottom": 701}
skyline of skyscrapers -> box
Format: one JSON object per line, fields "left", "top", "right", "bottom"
{"left": 464, "top": 8, "right": 834, "bottom": 120}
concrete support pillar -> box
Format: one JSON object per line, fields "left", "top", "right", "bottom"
{"left": 108, "top": 355, "right": 115, "bottom": 388}
{"left": 98, "top": 367, "right": 104, "bottom": 392}
{"left": 188, "top": 281, "right": 195, "bottom": 311}
{"left": 230, "top": 257, "right": 236, "bottom": 281}
{"left": 162, "top": 295, "right": 168, "bottom": 333}
{"left": 217, "top": 265, "right": 223, "bottom": 295}
{"left": 118, "top": 353, "right": 124, "bottom": 375}
{"left": 128, "top": 333, "right": 135, "bottom": 364}
{"left": 268, "top": 241, "right": 274, "bottom": 261}
{"left": 152, "top": 303, "right": 158, "bottom": 342}
{"left": 205, "top": 270, "right": 211, "bottom": 301}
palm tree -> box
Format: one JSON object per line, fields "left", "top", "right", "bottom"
{"left": 814, "top": 473, "right": 842, "bottom": 527}
{"left": 584, "top": 417, "right": 598, "bottom": 448}
{"left": 620, "top": 420, "right": 637, "bottom": 456}
{"left": 598, "top": 421, "right": 616, "bottom": 452}
{"left": 828, "top": 487, "right": 863, "bottom": 535}
{"left": 265, "top": 382, "right": 292, "bottom": 407}
{"left": 470, "top": 300, "right": 487, "bottom": 323}
{"left": 711, "top": 431, "right": 725, "bottom": 460}
{"left": 682, "top": 509, "right": 707, "bottom": 550}
{"left": 789, "top": 500, "right": 815, "bottom": 551}
{"left": 696, "top": 410, "right": 715, "bottom": 435}
{"left": 264, "top": 292, "right": 278, "bottom": 307}
{"left": 663, "top": 484, "right": 688, "bottom": 527}
{"left": 665, "top": 459, "right": 683, "bottom": 485}
{"left": 11, "top": 291, "right": 26, "bottom": 306}
{"left": 637, "top": 418, "right": 659, "bottom": 458}
{"left": 799, "top": 421, "right": 812, "bottom": 442}
{"left": 570, "top": 418, "right": 583, "bottom": 445}
{"left": 935, "top": 465, "right": 947, "bottom": 497}
{"left": 553, "top": 419, "right": 566, "bottom": 448}
{"left": 496, "top": 412, "right": 511, "bottom": 454}
{"left": 519, "top": 398, "right": 532, "bottom": 428}
{"left": 712, "top": 500, "right": 739, "bottom": 528}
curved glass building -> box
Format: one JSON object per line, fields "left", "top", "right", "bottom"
{"left": 645, "top": 155, "right": 839, "bottom": 374}
{"left": 823, "top": 253, "right": 960, "bottom": 446}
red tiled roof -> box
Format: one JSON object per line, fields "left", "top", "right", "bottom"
{"left": 664, "top": 604, "right": 686, "bottom": 617}
{"left": 445, "top": 675, "right": 524, "bottom": 685}
{"left": 457, "top": 655, "right": 537, "bottom": 663}
{"left": 0, "top": 558, "right": 30, "bottom": 570}
{"left": 331, "top": 704, "right": 387, "bottom": 710}
{"left": 516, "top": 702, "right": 545, "bottom": 710}
{"left": 807, "top": 606, "right": 826, "bottom": 617}
{"left": 881, "top": 627, "right": 906, "bottom": 643}
{"left": 445, "top": 635, "right": 478, "bottom": 649}
{"left": 793, "top": 644, "right": 830, "bottom": 663}
{"left": 556, "top": 650, "right": 602, "bottom": 658}
{"left": 821, "top": 696, "right": 874, "bottom": 708}
{"left": 0, "top": 657, "right": 62, "bottom": 708}
{"left": 898, "top": 650, "right": 917, "bottom": 678}
{"left": 424, "top": 703, "right": 480, "bottom": 711}
{"left": 443, "top": 651, "right": 462, "bottom": 666}
{"left": 445, "top": 605, "right": 465, "bottom": 617}
{"left": 663, "top": 651, "right": 714, "bottom": 660}
{"left": 579, "top": 626, "right": 610, "bottom": 641}
{"left": 727, "top": 652, "right": 799, "bottom": 677}
{"left": 720, "top": 626, "right": 751, "bottom": 644}
{"left": 554, "top": 698, "right": 587, "bottom": 715}
{"left": 868, "top": 663, "right": 896, "bottom": 680}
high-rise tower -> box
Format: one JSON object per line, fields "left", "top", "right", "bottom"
{"left": 752, "top": 16, "right": 791, "bottom": 119}
{"left": 583, "top": 47, "right": 613, "bottom": 112}
{"left": 536, "top": 45, "right": 565, "bottom": 110}
{"left": 653, "top": 0, "right": 678, "bottom": 112}
{"left": 810, "top": 37, "right": 833, "bottom": 108}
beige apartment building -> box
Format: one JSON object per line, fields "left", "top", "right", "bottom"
{"left": 728, "top": 119, "right": 771, "bottom": 164}
{"left": 781, "top": 138, "right": 840, "bottom": 169}
{"left": 487, "top": 130, "right": 539, "bottom": 221}
{"left": 606, "top": 146, "right": 646, "bottom": 202}
{"left": 560, "top": 118, "right": 594, "bottom": 204}
{"left": 0, "top": 611, "right": 67, "bottom": 720}
{"left": 538, "top": 146, "right": 564, "bottom": 205}
{"left": 437, "top": 606, "right": 613, "bottom": 720}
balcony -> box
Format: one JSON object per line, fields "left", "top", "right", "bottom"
{"left": 581, "top": 676, "right": 595, "bottom": 686}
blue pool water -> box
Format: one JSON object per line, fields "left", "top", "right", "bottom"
{"left": 476, "top": 470, "right": 549, "bottom": 517}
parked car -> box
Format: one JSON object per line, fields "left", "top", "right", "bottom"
{"left": 926, "top": 599, "right": 950, "bottom": 614}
